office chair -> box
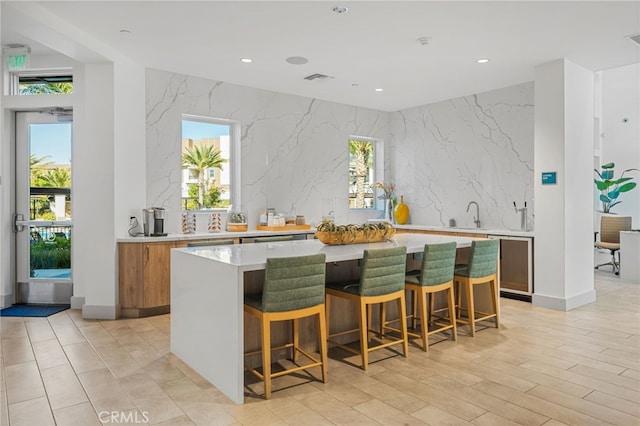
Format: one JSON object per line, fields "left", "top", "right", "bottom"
{"left": 595, "top": 215, "right": 632, "bottom": 275}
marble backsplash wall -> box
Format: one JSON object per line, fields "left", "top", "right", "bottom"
{"left": 146, "top": 69, "right": 389, "bottom": 233}
{"left": 390, "top": 82, "right": 534, "bottom": 230}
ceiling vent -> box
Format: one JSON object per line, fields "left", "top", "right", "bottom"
{"left": 304, "top": 73, "right": 334, "bottom": 81}
{"left": 626, "top": 33, "right": 640, "bottom": 46}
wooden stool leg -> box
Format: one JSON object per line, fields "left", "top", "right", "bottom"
{"left": 261, "top": 317, "right": 272, "bottom": 399}
{"left": 455, "top": 280, "right": 462, "bottom": 320}
{"left": 447, "top": 285, "right": 457, "bottom": 341}
{"left": 380, "top": 302, "right": 386, "bottom": 337}
{"left": 429, "top": 292, "right": 435, "bottom": 326}
{"left": 398, "top": 293, "right": 409, "bottom": 357}
{"left": 419, "top": 288, "right": 429, "bottom": 352}
{"left": 466, "top": 281, "right": 475, "bottom": 337}
{"left": 411, "top": 289, "right": 418, "bottom": 329}
{"left": 359, "top": 300, "right": 369, "bottom": 369}
{"left": 318, "top": 309, "right": 328, "bottom": 383}
{"left": 490, "top": 278, "right": 499, "bottom": 328}
{"left": 325, "top": 294, "right": 331, "bottom": 338}
{"left": 292, "top": 318, "right": 299, "bottom": 362}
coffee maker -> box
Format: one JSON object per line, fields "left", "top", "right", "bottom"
{"left": 143, "top": 207, "right": 167, "bottom": 236}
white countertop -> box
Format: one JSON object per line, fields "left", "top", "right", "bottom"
{"left": 395, "top": 224, "right": 534, "bottom": 238}
{"left": 175, "top": 233, "right": 476, "bottom": 272}
{"left": 117, "top": 229, "right": 314, "bottom": 243}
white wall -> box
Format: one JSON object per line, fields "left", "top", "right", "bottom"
{"left": 533, "top": 59, "right": 595, "bottom": 310}
{"left": 390, "top": 83, "right": 534, "bottom": 230}
{"left": 600, "top": 64, "right": 640, "bottom": 226}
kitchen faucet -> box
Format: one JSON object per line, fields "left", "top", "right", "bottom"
{"left": 466, "top": 201, "right": 481, "bottom": 228}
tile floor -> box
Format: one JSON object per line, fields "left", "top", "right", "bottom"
{"left": 1, "top": 269, "right": 639, "bottom": 425}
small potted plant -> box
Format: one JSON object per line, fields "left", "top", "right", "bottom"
{"left": 594, "top": 162, "right": 638, "bottom": 213}
{"left": 226, "top": 206, "right": 248, "bottom": 232}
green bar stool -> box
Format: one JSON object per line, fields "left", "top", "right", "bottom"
{"left": 325, "top": 246, "right": 408, "bottom": 370}
{"left": 454, "top": 239, "right": 500, "bottom": 337}
{"left": 403, "top": 242, "right": 457, "bottom": 351}
{"left": 244, "top": 253, "right": 328, "bottom": 399}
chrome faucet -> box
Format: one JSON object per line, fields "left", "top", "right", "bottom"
{"left": 466, "top": 201, "right": 481, "bottom": 228}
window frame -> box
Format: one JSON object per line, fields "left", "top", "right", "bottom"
{"left": 7, "top": 68, "right": 74, "bottom": 96}
{"left": 181, "top": 114, "right": 241, "bottom": 210}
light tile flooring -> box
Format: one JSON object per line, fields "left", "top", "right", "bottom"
{"left": 1, "top": 270, "right": 639, "bottom": 425}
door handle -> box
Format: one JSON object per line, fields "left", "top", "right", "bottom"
{"left": 13, "top": 213, "right": 27, "bottom": 232}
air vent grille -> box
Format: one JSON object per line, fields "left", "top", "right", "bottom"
{"left": 627, "top": 33, "right": 640, "bottom": 46}
{"left": 304, "top": 73, "right": 333, "bottom": 81}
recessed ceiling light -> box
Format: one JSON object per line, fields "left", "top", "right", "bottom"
{"left": 286, "top": 56, "right": 309, "bottom": 65}
{"left": 375, "top": 88, "right": 383, "bottom": 92}
{"left": 240, "top": 58, "right": 252, "bottom": 63}
{"left": 476, "top": 58, "right": 490, "bottom": 64}
{"left": 332, "top": 6, "right": 348, "bottom": 14}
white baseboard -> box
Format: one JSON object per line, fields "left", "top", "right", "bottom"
{"left": 82, "top": 304, "right": 121, "bottom": 320}
{"left": 1, "top": 293, "right": 15, "bottom": 308}
{"left": 532, "top": 289, "right": 596, "bottom": 311}
{"left": 70, "top": 296, "right": 85, "bottom": 310}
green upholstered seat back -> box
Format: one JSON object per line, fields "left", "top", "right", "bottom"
{"left": 419, "top": 242, "right": 457, "bottom": 286}
{"left": 262, "top": 253, "right": 326, "bottom": 312}
{"left": 465, "top": 239, "right": 499, "bottom": 278}
{"left": 360, "top": 246, "right": 407, "bottom": 297}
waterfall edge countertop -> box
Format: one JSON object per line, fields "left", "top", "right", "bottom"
{"left": 175, "top": 232, "right": 478, "bottom": 271}
{"left": 170, "top": 233, "right": 479, "bottom": 404}
{"left": 395, "top": 224, "right": 534, "bottom": 238}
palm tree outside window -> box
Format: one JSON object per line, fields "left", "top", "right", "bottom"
{"left": 349, "top": 138, "right": 375, "bottom": 209}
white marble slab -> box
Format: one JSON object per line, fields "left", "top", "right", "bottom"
{"left": 390, "top": 82, "right": 534, "bottom": 231}
{"left": 146, "top": 69, "right": 389, "bottom": 234}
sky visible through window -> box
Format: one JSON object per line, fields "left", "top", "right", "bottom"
{"left": 30, "top": 124, "right": 72, "bottom": 164}
{"left": 182, "top": 120, "right": 229, "bottom": 139}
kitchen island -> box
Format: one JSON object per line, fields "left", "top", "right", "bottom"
{"left": 170, "top": 233, "right": 480, "bottom": 404}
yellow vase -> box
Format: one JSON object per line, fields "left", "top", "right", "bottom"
{"left": 394, "top": 195, "right": 409, "bottom": 225}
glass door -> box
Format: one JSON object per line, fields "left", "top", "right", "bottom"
{"left": 14, "top": 110, "right": 73, "bottom": 304}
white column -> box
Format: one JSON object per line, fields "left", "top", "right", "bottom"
{"left": 76, "top": 63, "right": 117, "bottom": 319}
{"left": 533, "top": 59, "right": 595, "bottom": 310}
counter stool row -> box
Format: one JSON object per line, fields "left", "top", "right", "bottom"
{"left": 243, "top": 239, "right": 500, "bottom": 399}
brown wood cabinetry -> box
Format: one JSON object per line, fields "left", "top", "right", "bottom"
{"left": 118, "top": 238, "right": 242, "bottom": 318}
{"left": 119, "top": 241, "right": 175, "bottom": 318}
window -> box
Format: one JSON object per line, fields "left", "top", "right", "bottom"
{"left": 349, "top": 137, "right": 382, "bottom": 209}
{"left": 181, "top": 116, "right": 240, "bottom": 210}
{"left": 7, "top": 70, "right": 73, "bottom": 95}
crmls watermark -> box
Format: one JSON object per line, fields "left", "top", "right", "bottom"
{"left": 98, "top": 411, "right": 150, "bottom": 424}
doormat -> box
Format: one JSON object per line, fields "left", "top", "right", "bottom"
{"left": 0, "top": 304, "right": 70, "bottom": 317}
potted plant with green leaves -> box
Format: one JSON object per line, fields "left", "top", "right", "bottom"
{"left": 594, "top": 162, "right": 639, "bottom": 213}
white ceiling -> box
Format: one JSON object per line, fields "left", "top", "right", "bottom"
{"left": 2, "top": 1, "right": 639, "bottom": 111}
